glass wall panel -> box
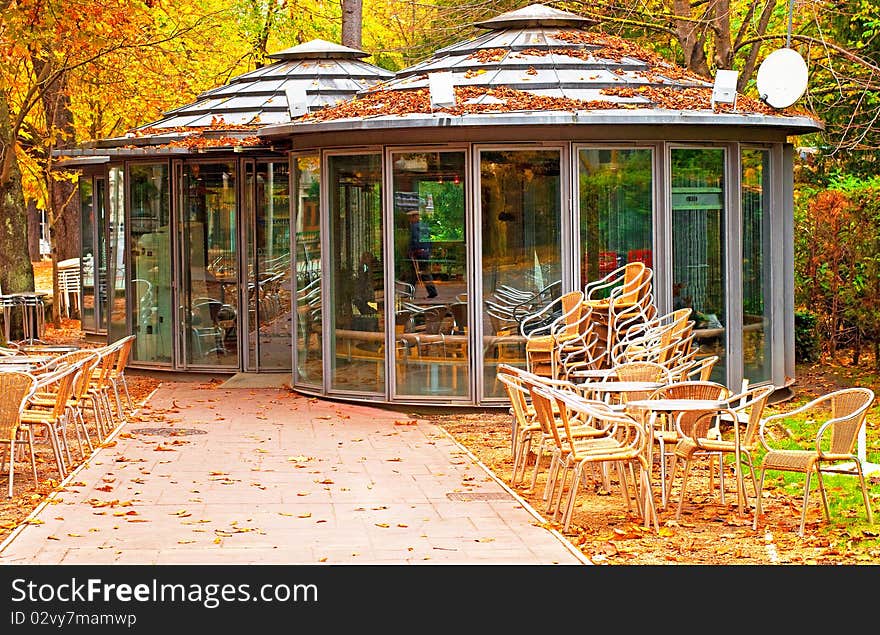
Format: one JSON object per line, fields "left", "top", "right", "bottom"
{"left": 480, "top": 149, "right": 561, "bottom": 399}
{"left": 741, "top": 149, "right": 772, "bottom": 384}
{"left": 129, "top": 163, "right": 172, "bottom": 364}
{"left": 328, "top": 154, "right": 383, "bottom": 393}
{"left": 179, "top": 161, "right": 239, "bottom": 368}
{"left": 245, "top": 160, "right": 291, "bottom": 370}
{"left": 578, "top": 148, "right": 653, "bottom": 287}
{"left": 293, "top": 155, "right": 322, "bottom": 387}
{"left": 671, "top": 148, "right": 726, "bottom": 382}
{"left": 107, "top": 167, "right": 127, "bottom": 343}
{"left": 392, "top": 151, "right": 468, "bottom": 398}
{"left": 79, "top": 178, "right": 96, "bottom": 332}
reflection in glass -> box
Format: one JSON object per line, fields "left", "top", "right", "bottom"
{"left": 79, "top": 178, "right": 96, "bottom": 332}
{"left": 107, "top": 167, "right": 127, "bottom": 343}
{"left": 480, "top": 150, "right": 561, "bottom": 399}
{"left": 328, "top": 154, "right": 383, "bottom": 393}
{"left": 579, "top": 148, "right": 653, "bottom": 287}
{"left": 129, "top": 163, "right": 172, "bottom": 364}
{"left": 671, "top": 148, "right": 726, "bottom": 381}
{"left": 245, "top": 161, "right": 291, "bottom": 370}
{"left": 392, "top": 151, "right": 468, "bottom": 398}
{"left": 742, "top": 149, "right": 772, "bottom": 384}
{"left": 179, "top": 162, "right": 239, "bottom": 368}
{"left": 293, "top": 155, "right": 322, "bottom": 387}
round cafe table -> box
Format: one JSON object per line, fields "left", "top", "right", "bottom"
{"left": 624, "top": 398, "right": 744, "bottom": 513}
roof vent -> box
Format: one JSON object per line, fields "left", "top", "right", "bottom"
{"left": 285, "top": 82, "right": 310, "bottom": 118}
{"left": 711, "top": 69, "right": 739, "bottom": 109}
{"left": 428, "top": 71, "right": 456, "bottom": 110}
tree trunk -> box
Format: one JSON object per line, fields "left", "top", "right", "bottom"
{"left": 27, "top": 198, "right": 41, "bottom": 261}
{"left": 0, "top": 92, "right": 37, "bottom": 342}
{"left": 341, "top": 0, "right": 363, "bottom": 49}
{"left": 35, "top": 56, "right": 79, "bottom": 327}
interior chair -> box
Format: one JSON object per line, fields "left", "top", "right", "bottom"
{"left": 753, "top": 387, "right": 875, "bottom": 537}
{"left": 667, "top": 384, "right": 774, "bottom": 520}
{"left": 0, "top": 371, "right": 38, "bottom": 497}
{"left": 190, "top": 297, "right": 226, "bottom": 359}
{"left": 544, "top": 387, "right": 659, "bottom": 533}
{"left": 642, "top": 380, "right": 732, "bottom": 507}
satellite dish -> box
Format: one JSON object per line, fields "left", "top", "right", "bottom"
{"left": 756, "top": 48, "right": 808, "bottom": 109}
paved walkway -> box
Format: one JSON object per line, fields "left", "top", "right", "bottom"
{"left": 0, "top": 380, "right": 589, "bottom": 565}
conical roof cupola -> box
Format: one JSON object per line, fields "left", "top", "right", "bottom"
{"left": 136, "top": 38, "right": 393, "bottom": 131}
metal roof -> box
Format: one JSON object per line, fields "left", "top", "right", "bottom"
{"left": 263, "top": 3, "right": 821, "bottom": 137}
{"left": 134, "top": 38, "right": 393, "bottom": 131}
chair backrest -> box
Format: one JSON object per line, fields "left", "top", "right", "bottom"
{"left": 611, "top": 361, "right": 672, "bottom": 384}
{"left": 617, "top": 262, "right": 650, "bottom": 305}
{"left": 550, "top": 388, "right": 645, "bottom": 461}
{"left": 497, "top": 368, "right": 532, "bottom": 429}
{"left": 648, "top": 380, "right": 731, "bottom": 438}
{"left": 730, "top": 385, "right": 775, "bottom": 449}
{"left": 34, "top": 362, "right": 81, "bottom": 419}
{"left": 112, "top": 335, "right": 136, "bottom": 374}
{"left": 825, "top": 387, "right": 875, "bottom": 455}
{"left": 669, "top": 355, "right": 719, "bottom": 382}
{"left": 71, "top": 351, "right": 101, "bottom": 401}
{"left": 556, "top": 291, "right": 585, "bottom": 337}
{"left": 92, "top": 345, "right": 119, "bottom": 389}
{"left": 0, "top": 371, "right": 37, "bottom": 441}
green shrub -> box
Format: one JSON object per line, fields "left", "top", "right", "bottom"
{"left": 795, "top": 310, "right": 820, "bottom": 363}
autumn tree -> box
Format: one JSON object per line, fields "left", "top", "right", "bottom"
{"left": 0, "top": 0, "right": 224, "bottom": 331}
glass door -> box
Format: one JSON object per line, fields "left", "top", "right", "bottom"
{"left": 671, "top": 147, "right": 726, "bottom": 383}
{"left": 478, "top": 148, "right": 562, "bottom": 401}
{"left": 391, "top": 150, "right": 469, "bottom": 400}
{"left": 80, "top": 175, "right": 108, "bottom": 335}
{"left": 129, "top": 163, "right": 173, "bottom": 364}
{"left": 177, "top": 161, "right": 240, "bottom": 369}
{"left": 244, "top": 159, "right": 292, "bottom": 371}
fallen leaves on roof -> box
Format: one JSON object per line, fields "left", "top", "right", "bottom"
{"left": 303, "top": 27, "right": 816, "bottom": 122}
{"left": 302, "top": 81, "right": 803, "bottom": 122}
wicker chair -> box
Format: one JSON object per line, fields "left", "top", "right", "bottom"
{"left": 0, "top": 371, "right": 38, "bottom": 497}
{"left": 500, "top": 366, "right": 582, "bottom": 493}
{"left": 521, "top": 290, "right": 585, "bottom": 378}
{"left": 583, "top": 262, "right": 655, "bottom": 368}
{"left": 36, "top": 349, "right": 100, "bottom": 457}
{"left": 642, "top": 380, "right": 731, "bottom": 507}
{"left": 753, "top": 387, "right": 875, "bottom": 537}
{"left": 20, "top": 362, "right": 81, "bottom": 479}
{"left": 668, "top": 384, "right": 775, "bottom": 520}
{"left": 107, "top": 335, "right": 136, "bottom": 415}
{"left": 543, "top": 386, "right": 659, "bottom": 533}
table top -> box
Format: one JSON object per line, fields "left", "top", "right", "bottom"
{"left": 586, "top": 381, "right": 664, "bottom": 393}
{"left": 568, "top": 369, "right": 611, "bottom": 379}
{"left": 0, "top": 355, "right": 53, "bottom": 365}
{"left": 625, "top": 398, "right": 728, "bottom": 411}
{"left": 0, "top": 365, "right": 38, "bottom": 373}
{"left": 19, "top": 344, "right": 80, "bottom": 353}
